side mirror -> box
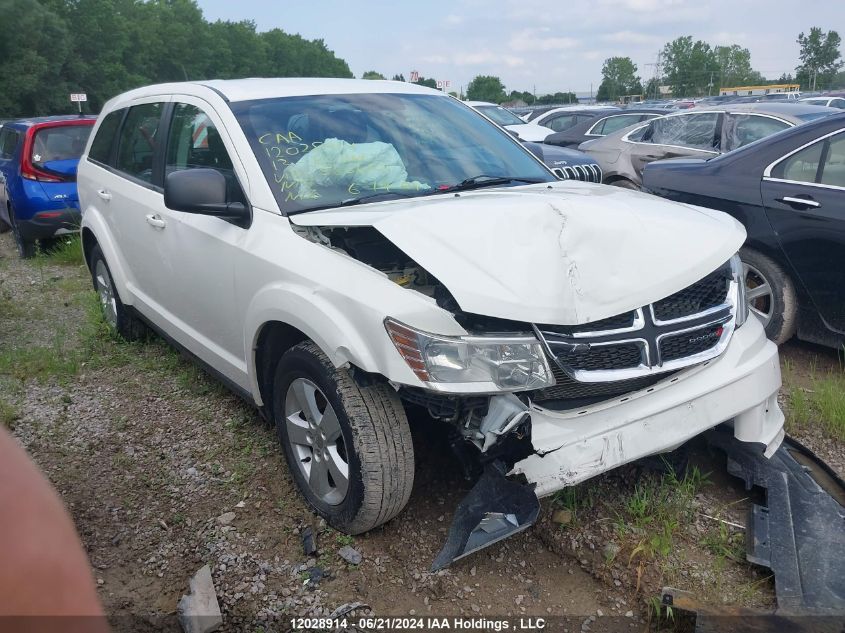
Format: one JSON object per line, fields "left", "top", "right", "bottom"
{"left": 164, "top": 168, "right": 248, "bottom": 223}
{"left": 507, "top": 129, "right": 521, "bottom": 139}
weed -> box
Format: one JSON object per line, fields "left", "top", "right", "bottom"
{"left": 42, "top": 235, "right": 84, "bottom": 267}
{"left": 336, "top": 533, "right": 355, "bottom": 547}
{"left": 702, "top": 522, "right": 745, "bottom": 563}
{"left": 786, "top": 374, "right": 845, "bottom": 440}
{"left": 0, "top": 397, "right": 20, "bottom": 429}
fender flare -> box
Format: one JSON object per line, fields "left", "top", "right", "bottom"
{"left": 244, "top": 283, "right": 392, "bottom": 406}
{"left": 81, "top": 209, "right": 133, "bottom": 305}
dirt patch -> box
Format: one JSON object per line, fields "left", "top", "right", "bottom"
{"left": 2, "top": 232, "right": 842, "bottom": 631}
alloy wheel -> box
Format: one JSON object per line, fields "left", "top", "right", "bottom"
{"left": 94, "top": 259, "right": 118, "bottom": 329}
{"left": 743, "top": 262, "right": 773, "bottom": 327}
{"left": 284, "top": 378, "right": 349, "bottom": 505}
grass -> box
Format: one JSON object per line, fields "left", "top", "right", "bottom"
{"left": 787, "top": 374, "right": 845, "bottom": 441}
{"left": 39, "top": 234, "right": 85, "bottom": 267}
{"left": 617, "top": 465, "right": 709, "bottom": 564}
{"left": 0, "top": 397, "right": 20, "bottom": 429}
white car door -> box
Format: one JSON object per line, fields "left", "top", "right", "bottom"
{"left": 154, "top": 98, "right": 253, "bottom": 386}
{"left": 104, "top": 99, "right": 173, "bottom": 317}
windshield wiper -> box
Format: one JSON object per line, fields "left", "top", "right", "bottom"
{"left": 286, "top": 190, "right": 421, "bottom": 216}
{"left": 438, "top": 175, "right": 546, "bottom": 193}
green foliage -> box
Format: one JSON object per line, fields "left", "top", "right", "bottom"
{"left": 713, "top": 45, "right": 760, "bottom": 91}
{"left": 596, "top": 57, "right": 642, "bottom": 102}
{"left": 361, "top": 71, "right": 386, "bottom": 80}
{"left": 661, "top": 36, "right": 717, "bottom": 97}
{"left": 0, "top": 0, "right": 353, "bottom": 117}
{"left": 507, "top": 90, "right": 535, "bottom": 105}
{"left": 414, "top": 76, "right": 438, "bottom": 89}
{"left": 41, "top": 235, "right": 84, "bottom": 266}
{"left": 466, "top": 75, "right": 507, "bottom": 103}
{"left": 796, "top": 27, "right": 843, "bottom": 90}
{"left": 534, "top": 91, "right": 577, "bottom": 105}
{"left": 391, "top": 74, "right": 406, "bottom": 82}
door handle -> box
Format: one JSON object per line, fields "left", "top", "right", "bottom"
{"left": 778, "top": 196, "right": 820, "bottom": 208}
{"left": 145, "top": 214, "right": 166, "bottom": 229}
{"left": 96, "top": 189, "right": 112, "bottom": 201}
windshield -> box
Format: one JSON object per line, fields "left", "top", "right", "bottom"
{"left": 475, "top": 105, "right": 526, "bottom": 127}
{"left": 232, "top": 93, "right": 552, "bottom": 214}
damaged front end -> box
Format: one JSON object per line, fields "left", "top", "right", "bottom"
{"left": 291, "top": 219, "right": 783, "bottom": 571}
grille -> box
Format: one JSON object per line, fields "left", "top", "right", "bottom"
{"left": 557, "top": 163, "right": 602, "bottom": 183}
{"left": 659, "top": 324, "right": 724, "bottom": 362}
{"left": 564, "top": 343, "right": 642, "bottom": 371}
{"left": 652, "top": 266, "right": 729, "bottom": 321}
{"left": 542, "top": 310, "right": 636, "bottom": 336}
{"left": 532, "top": 362, "right": 668, "bottom": 403}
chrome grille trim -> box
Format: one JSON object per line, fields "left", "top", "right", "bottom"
{"left": 557, "top": 163, "right": 603, "bottom": 183}
{"left": 534, "top": 279, "right": 738, "bottom": 383}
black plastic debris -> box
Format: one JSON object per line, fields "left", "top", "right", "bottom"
{"left": 431, "top": 461, "right": 540, "bottom": 571}
{"left": 301, "top": 526, "right": 317, "bottom": 557}
{"left": 706, "top": 430, "right": 845, "bottom": 614}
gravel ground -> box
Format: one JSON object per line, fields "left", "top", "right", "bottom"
{"left": 1, "top": 232, "right": 842, "bottom": 632}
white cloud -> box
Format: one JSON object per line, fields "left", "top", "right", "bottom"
{"left": 597, "top": 0, "right": 685, "bottom": 11}
{"left": 601, "top": 30, "right": 663, "bottom": 46}
{"left": 443, "top": 14, "right": 464, "bottom": 26}
{"left": 509, "top": 28, "right": 578, "bottom": 52}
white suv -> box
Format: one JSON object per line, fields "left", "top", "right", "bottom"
{"left": 78, "top": 79, "right": 784, "bottom": 564}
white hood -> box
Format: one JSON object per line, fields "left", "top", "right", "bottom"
{"left": 505, "top": 123, "right": 554, "bottom": 142}
{"left": 291, "top": 182, "right": 745, "bottom": 326}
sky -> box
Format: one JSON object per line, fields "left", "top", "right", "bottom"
{"left": 196, "top": 0, "right": 841, "bottom": 96}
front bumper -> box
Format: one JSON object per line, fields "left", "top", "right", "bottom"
{"left": 17, "top": 208, "right": 81, "bottom": 240}
{"left": 512, "top": 316, "right": 784, "bottom": 496}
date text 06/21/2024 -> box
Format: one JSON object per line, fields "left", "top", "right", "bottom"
{"left": 289, "top": 616, "right": 548, "bottom": 630}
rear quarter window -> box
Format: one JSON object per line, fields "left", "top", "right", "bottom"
{"left": 0, "top": 127, "right": 18, "bottom": 159}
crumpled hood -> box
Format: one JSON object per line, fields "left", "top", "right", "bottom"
{"left": 291, "top": 182, "right": 745, "bottom": 325}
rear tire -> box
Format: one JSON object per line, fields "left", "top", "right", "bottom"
{"left": 273, "top": 341, "right": 414, "bottom": 534}
{"left": 9, "top": 205, "right": 35, "bottom": 258}
{"left": 88, "top": 244, "right": 147, "bottom": 341}
{"left": 740, "top": 247, "right": 797, "bottom": 344}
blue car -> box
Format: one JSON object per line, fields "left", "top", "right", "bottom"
{"left": 0, "top": 115, "right": 96, "bottom": 257}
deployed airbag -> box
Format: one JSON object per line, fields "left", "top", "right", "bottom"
{"left": 283, "top": 138, "right": 429, "bottom": 199}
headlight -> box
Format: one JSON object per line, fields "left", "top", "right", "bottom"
{"left": 730, "top": 253, "right": 749, "bottom": 327}
{"left": 385, "top": 318, "right": 555, "bottom": 392}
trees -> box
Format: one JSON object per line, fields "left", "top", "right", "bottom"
{"left": 413, "top": 76, "right": 438, "bottom": 89}
{"left": 661, "top": 36, "right": 717, "bottom": 97}
{"left": 362, "top": 71, "right": 386, "bottom": 80}
{"left": 713, "top": 45, "right": 759, "bottom": 91}
{"left": 535, "top": 92, "right": 577, "bottom": 105}
{"left": 391, "top": 74, "right": 406, "bottom": 82}
{"left": 796, "top": 27, "right": 843, "bottom": 90}
{"left": 0, "top": 0, "right": 353, "bottom": 117}
{"left": 596, "top": 57, "right": 642, "bottom": 102}
{"left": 507, "top": 90, "right": 534, "bottom": 104}
{"left": 466, "top": 75, "right": 507, "bottom": 103}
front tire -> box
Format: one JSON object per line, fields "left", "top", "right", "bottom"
{"left": 88, "top": 244, "right": 147, "bottom": 341}
{"left": 740, "top": 247, "right": 797, "bottom": 344}
{"left": 273, "top": 341, "right": 414, "bottom": 534}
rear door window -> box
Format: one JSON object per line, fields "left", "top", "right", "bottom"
{"left": 820, "top": 134, "right": 845, "bottom": 188}
{"left": 772, "top": 142, "right": 824, "bottom": 183}
{"left": 115, "top": 103, "right": 164, "bottom": 184}
{"left": 0, "top": 127, "right": 18, "bottom": 159}
{"left": 590, "top": 114, "right": 645, "bottom": 136}
{"left": 544, "top": 114, "right": 581, "bottom": 133}
{"left": 647, "top": 113, "right": 721, "bottom": 151}
{"left": 725, "top": 114, "right": 790, "bottom": 151}
{"left": 88, "top": 110, "right": 124, "bottom": 165}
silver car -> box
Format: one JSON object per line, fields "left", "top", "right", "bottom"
{"left": 580, "top": 102, "right": 838, "bottom": 189}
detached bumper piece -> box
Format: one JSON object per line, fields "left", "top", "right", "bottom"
{"left": 666, "top": 431, "right": 845, "bottom": 631}
{"left": 431, "top": 461, "right": 540, "bottom": 571}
